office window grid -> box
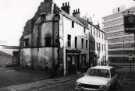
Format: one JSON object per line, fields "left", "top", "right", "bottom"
{"left": 108, "top": 36, "right": 134, "bottom": 43}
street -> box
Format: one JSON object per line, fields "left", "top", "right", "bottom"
{"left": 35, "top": 67, "right": 135, "bottom": 91}
{"left": 0, "top": 67, "right": 50, "bottom": 88}
{"left": 117, "top": 68, "right": 135, "bottom": 91}
{"left": 0, "top": 67, "right": 135, "bottom": 91}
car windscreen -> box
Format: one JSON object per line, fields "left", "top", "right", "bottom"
{"left": 86, "top": 68, "right": 110, "bottom": 78}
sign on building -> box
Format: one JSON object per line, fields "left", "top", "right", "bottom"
{"left": 124, "top": 14, "right": 135, "bottom": 33}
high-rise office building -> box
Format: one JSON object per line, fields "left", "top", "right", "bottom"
{"left": 103, "top": 6, "right": 135, "bottom": 64}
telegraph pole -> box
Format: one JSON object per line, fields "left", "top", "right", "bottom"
{"left": 61, "top": 16, "right": 66, "bottom": 76}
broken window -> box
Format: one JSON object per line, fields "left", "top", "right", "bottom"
{"left": 45, "top": 36, "right": 51, "bottom": 47}
{"left": 41, "top": 14, "right": 46, "bottom": 23}
{"left": 24, "top": 39, "right": 29, "bottom": 47}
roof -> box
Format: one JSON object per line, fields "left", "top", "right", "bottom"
{"left": 1, "top": 45, "right": 20, "bottom": 49}
{"left": 60, "top": 10, "right": 105, "bottom": 33}
{"left": 60, "top": 10, "right": 85, "bottom": 27}
{"left": 90, "top": 66, "right": 113, "bottom": 70}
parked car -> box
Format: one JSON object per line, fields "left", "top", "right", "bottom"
{"left": 75, "top": 66, "right": 118, "bottom": 91}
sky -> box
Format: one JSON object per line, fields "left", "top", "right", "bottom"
{"left": 0, "top": 0, "right": 135, "bottom": 46}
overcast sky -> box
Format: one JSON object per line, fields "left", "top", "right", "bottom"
{"left": 0, "top": 0, "right": 135, "bottom": 46}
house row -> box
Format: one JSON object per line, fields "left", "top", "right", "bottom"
{"left": 19, "top": 0, "right": 108, "bottom": 75}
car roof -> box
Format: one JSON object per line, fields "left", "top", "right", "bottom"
{"left": 90, "top": 66, "right": 113, "bottom": 70}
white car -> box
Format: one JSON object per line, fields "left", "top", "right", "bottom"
{"left": 75, "top": 66, "right": 118, "bottom": 91}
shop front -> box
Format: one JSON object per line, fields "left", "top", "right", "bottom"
{"left": 66, "top": 49, "right": 81, "bottom": 74}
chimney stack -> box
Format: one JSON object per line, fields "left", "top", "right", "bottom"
{"left": 44, "top": 0, "right": 52, "bottom": 3}
{"left": 61, "top": 2, "right": 70, "bottom": 14}
{"left": 72, "top": 8, "right": 80, "bottom": 17}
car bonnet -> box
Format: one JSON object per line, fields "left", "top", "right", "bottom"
{"left": 77, "top": 75, "right": 110, "bottom": 86}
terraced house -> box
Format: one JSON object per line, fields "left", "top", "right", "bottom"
{"left": 19, "top": 0, "right": 108, "bottom": 75}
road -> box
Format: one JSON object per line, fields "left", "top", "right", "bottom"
{"left": 0, "top": 67, "right": 135, "bottom": 91}
{"left": 37, "top": 67, "right": 135, "bottom": 91}
{"left": 37, "top": 80, "right": 75, "bottom": 91}
{"left": 119, "top": 70, "right": 135, "bottom": 91}
{"left": 0, "top": 67, "right": 50, "bottom": 88}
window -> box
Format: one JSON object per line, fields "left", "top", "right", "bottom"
{"left": 72, "top": 21, "right": 74, "bottom": 28}
{"left": 90, "top": 29, "right": 92, "bottom": 35}
{"left": 24, "top": 39, "right": 29, "bottom": 47}
{"left": 41, "top": 14, "right": 46, "bottom": 22}
{"left": 81, "top": 38, "right": 84, "bottom": 48}
{"left": 86, "top": 69, "right": 110, "bottom": 78}
{"left": 102, "top": 33, "right": 104, "bottom": 39}
{"left": 94, "top": 28, "right": 95, "bottom": 36}
{"left": 102, "top": 44, "right": 104, "bottom": 51}
{"left": 45, "top": 36, "right": 51, "bottom": 47}
{"left": 67, "top": 35, "right": 71, "bottom": 47}
{"left": 86, "top": 40, "right": 88, "bottom": 48}
{"left": 75, "top": 37, "right": 77, "bottom": 48}
{"left": 99, "top": 43, "right": 101, "bottom": 51}
{"left": 84, "top": 27, "right": 86, "bottom": 33}
{"left": 99, "top": 31, "right": 100, "bottom": 38}
{"left": 96, "top": 30, "right": 98, "bottom": 37}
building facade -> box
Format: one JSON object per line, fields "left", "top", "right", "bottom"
{"left": 103, "top": 7, "right": 135, "bottom": 65}
{"left": 20, "top": 0, "right": 107, "bottom": 75}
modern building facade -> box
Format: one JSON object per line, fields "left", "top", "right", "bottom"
{"left": 19, "top": 0, "right": 107, "bottom": 75}
{"left": 103, "top": 6, "right": 135, "bottom": 64}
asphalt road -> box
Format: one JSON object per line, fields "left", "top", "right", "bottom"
{"left": 37, "top": 67, "right": 135, "bottom": 91}
{"left": 0, "top": 67, "right": 50, "bottom": 88}
{"left": 38, "top": 80, "right": 75, "bottom": 91}
{"left": 0, "top": 67, "right": 135, "bottom": 91}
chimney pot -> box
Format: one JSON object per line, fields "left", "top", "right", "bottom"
{"left": 76, "top": 9, "right": 77, "bottom": 13}
{"left": 61, "top": 2, "right": 70, "bottom": 14}
{"left": 68, "top": 2, "right": 70, "bottom": 7}
{"left": 78, "top": 8, "right": 80, "bottom": 13}
{"left": 73, "top": 10, "right": 75, "bottom": 13}
{"left": 72, "top": 8, "right": 80, "bottom": 17}
{"left": 65, "top": 2, "right": 67, "bottom": 6}
{"left": 62, "top": 3, "right": 64, "bottom": 7}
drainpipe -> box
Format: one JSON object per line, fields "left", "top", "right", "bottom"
{"left": 61, "top": 16, "right": 66, "bottom": 76}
